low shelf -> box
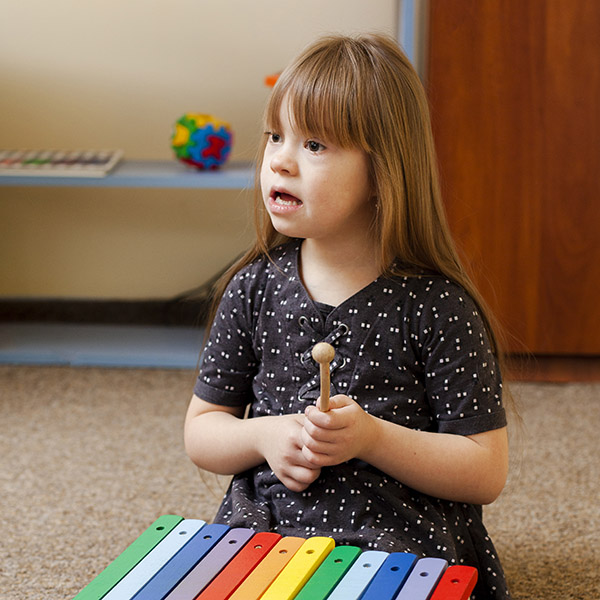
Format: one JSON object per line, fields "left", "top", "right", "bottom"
{"left": 0, "top": 159, "right": 255, "bottom": 189}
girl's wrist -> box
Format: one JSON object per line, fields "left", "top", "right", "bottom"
{"left": 251, "top": 414, "right": 287, "bottom": 462}
{"left": 246, "top": 415, "right": 270, "bottom": 461}
{"left": 357, "top": 411, "right": 382, "bottom": 463}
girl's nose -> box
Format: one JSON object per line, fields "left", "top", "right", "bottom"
{"left": 270, "top": 145, "right": 298, "bottom": 175}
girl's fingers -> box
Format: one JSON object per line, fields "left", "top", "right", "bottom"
{"left": 282, "top": 464, "right": 321, "bottom": 492}
{"left": 301, "top": 443, "right": 337, "bottom": 468}
{"left": 301, "top": 427, "right": 332, "bottom": 454}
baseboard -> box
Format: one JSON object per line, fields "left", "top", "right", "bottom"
{"left": 4, "top": 300, "right": 598, "bottom": 381}
{"left": 506, "top": 354, "right": 600, "bottom": 382}
{"left": 0, "top": 297, "right": 209, "bottom": 327}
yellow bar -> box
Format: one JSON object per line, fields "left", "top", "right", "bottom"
{"left": 260, "top": 536, "right": 335, "bottom": 600}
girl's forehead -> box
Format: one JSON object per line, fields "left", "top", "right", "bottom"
{"left": 266, "top": 98, "right": 311, "bottom": 139}
{"left": 267, "top": 91, "right": 347, "bottom": 146}
{"left": 268, "top": 94, "right": 300, "bottom": 126}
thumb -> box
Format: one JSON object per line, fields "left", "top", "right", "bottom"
{"left": 316, "top": 394, "right": 348, "bottom": 411}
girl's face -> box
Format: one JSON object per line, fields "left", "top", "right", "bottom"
{"left": 260, "top": 98, "right": 374, "bottom": 245}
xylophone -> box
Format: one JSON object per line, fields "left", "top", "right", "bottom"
{"left": 73, "top": 515, "right": 478, "bottom": 600}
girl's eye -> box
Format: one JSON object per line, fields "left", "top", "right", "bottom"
{"left": 306, "top": 140, "right": 324, "bottom": 153}
{"left": 266, "top": 132, "right": 281, "bottom": 144}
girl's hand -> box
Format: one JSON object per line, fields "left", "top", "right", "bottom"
{"left": 301, "top": 395, "right": 376, "bottom": 467}
{"left": 298, "top": 393, "right": 508, "bottom": 505}
{"left": 260, "top": 413, "right": 322, "bottom": 493}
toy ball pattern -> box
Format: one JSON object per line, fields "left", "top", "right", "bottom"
{"left": 171, "top": 113, "right": 233, "bottom": 169}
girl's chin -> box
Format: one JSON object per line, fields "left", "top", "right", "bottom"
{"left": 266, "top": 213, "right": 306, "bottom": 239}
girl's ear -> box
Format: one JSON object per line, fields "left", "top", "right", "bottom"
{"left": 372, "top": 196, "right": 381, "bottom": 218}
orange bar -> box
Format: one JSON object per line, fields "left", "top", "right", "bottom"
{"left": 228, "top": 536, "right": 305, "bottom": 600}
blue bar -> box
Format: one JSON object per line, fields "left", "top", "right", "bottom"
{"left": 132, "top": 523, "right": 230, "bottom": 599}
{"left": 361, "top": 552, "right": 417, "bottom": 599}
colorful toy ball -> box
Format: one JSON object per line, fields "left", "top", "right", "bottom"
{"left": 171, "top": 113, "right": 233, "bottom": 169}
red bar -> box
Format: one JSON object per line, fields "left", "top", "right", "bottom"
{"left": 430, "top": 565, "right": 478, "bottom": 600}
{"left": 195, "top": 532, "right": 282, "bottom": 600}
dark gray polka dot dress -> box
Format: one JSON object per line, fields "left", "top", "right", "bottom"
{"left": 194, "top": 240, "right": 510, "bottom": 598}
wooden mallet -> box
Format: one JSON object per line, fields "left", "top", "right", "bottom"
{"left": 311, "top": 342, "right": 335, "bottom": 412}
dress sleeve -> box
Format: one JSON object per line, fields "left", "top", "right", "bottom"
{"left": 193, "top": 270, "right": 259, "bottom": 407}
{"left": 417, "top": 280, "right": 507, "bottom": 436}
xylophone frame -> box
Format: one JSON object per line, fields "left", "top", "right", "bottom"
{"left": 73, "top": 515, "right": 478, "bottom": 600}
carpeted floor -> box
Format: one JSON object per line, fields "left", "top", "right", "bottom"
{"left": 0, "top": 365, "right": 598, "bottom": 599}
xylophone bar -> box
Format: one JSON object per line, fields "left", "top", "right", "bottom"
{"left": 360, "top": 551, "right": 418, "bottom": 599}
{"left": 165, "top": 527, "right": 255, "bottom": 599}
{"left": 74, "top": 516, "right": 478, "bottom": 600}
{"left": 131, "top": 523, "right": 231, "bottom": 599}
{"left": 394, "top": 557, "right": 448, "bottom": 599}
{"left": 102, "top": 519, "right": 218, "bottom": 599}
{"left": 73, "top": 515, "right": 183, "bottom": 600}
{"left": 228, "top": 535, "right": 306, "bottom": 599}
{"left": 195, "top": 531, "right": 282, "bottom": 600}
{"left": 260, "top": 536, "right": 335, "bottom": 599}
{"left": 326, "top": 550, "right": 389, "bottom": 599}
{"left": 431, "top": 565, "right": 479, "bottom": 600}
{"left": 294, "top": 544, "right": 362, "bottom": 600}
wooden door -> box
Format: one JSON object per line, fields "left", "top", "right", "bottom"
{"left": 427, "top": 0, "right": 600, "bottom": 354}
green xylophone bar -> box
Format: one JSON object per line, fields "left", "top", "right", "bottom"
{"left": 72, "top": 515, "right": 183, "bottom": 600}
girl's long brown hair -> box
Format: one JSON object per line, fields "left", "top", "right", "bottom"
{"left": 208, "top": 33, "right": 505, "bottom": 363}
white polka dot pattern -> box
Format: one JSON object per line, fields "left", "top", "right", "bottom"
{"left": 194, "top": 241, "right": 510, "bottom": 598}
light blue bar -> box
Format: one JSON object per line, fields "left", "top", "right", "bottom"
{"left": 327, "top": 550, "right": 389, "bottom": 600}
{"left": 132, "top": 523, "right": 230, "bottom": 600}
{"left": 102, "top": 519, "right": 207, "bottom": 600}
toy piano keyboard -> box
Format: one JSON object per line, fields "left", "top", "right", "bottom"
{"left": 0, "top": 149, "right": 123, "bottom": 177}
{"left": 73, "top": 515, "right": 478, "bottom": 600}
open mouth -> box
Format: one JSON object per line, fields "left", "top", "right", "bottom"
{"left": 272, "top": 190, "right": 302, "bottom": 206}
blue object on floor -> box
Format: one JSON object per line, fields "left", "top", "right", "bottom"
{"left": 0, "top": 323, "right": 203, "bottom": 368}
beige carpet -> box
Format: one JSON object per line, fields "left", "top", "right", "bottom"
{"left": 0, "top": 365, "right": 598, "bottom": 599}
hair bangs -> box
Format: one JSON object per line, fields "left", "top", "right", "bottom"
{"left": 265, "top": 41, "right": 370, "bottom": 151}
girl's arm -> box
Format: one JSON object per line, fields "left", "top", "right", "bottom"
{"left": 301, "top": 395, "right": 508, "bottom": 505}
{"left": 184, "top": 394, "right": 321, "bottom": 492}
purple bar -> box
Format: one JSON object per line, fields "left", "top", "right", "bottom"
{"left": 394, "top": 557, "right": 448, "bottom": 599}
{"left": 165, "top": 528, "right": 255, "bottom": 599}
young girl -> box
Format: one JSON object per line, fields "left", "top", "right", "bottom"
{"left": 185, "top": 34, "right": 511, "bottom": 598}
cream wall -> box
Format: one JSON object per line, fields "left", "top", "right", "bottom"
{"left": 0, "top": 0, "right": 397, "bottom": 299}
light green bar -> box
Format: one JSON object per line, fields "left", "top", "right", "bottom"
{"left": 294, "top": 545, "right": 362, "bottom": 600}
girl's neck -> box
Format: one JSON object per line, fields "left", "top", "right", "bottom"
{"left": 299, "top": 236, "right": 380, "bottom": 307}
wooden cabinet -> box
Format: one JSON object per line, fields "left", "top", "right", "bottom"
{"left": 427, "top": 0, "right": 600, "bottom": 355}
